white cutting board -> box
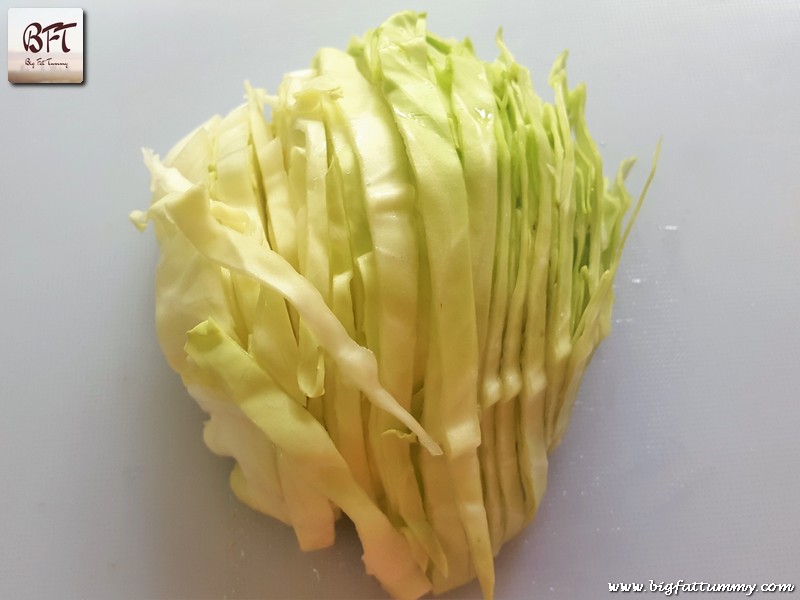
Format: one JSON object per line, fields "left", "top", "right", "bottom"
{"left": 2, "top": 1, "right": 798, "bottom": 598}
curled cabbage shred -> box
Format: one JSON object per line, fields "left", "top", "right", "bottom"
{"left": 131, "top": 11, "right": 658, "bottom": 600}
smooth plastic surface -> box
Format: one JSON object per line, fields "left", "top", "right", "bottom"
{"left": 1, "top": 1, "right": 798, "bottom": 598}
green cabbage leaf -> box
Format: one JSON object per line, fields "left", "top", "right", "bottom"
{"left": 132, "top": 11, "right": 657, "bottom": 599}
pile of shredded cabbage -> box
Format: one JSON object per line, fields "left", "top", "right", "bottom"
{"left": 131, "top": 11, "right": 657, "bottom": 599}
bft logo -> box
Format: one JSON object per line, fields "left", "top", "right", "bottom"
{"left": 23, "top": 21, "right": 78, "bottom": 54}
{"left": 8, "top": 8, "right": 84, "bottom": 83}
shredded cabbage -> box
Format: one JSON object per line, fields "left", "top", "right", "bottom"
{"left": 132, "top": 11, "right": 658, "bottom": 599}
